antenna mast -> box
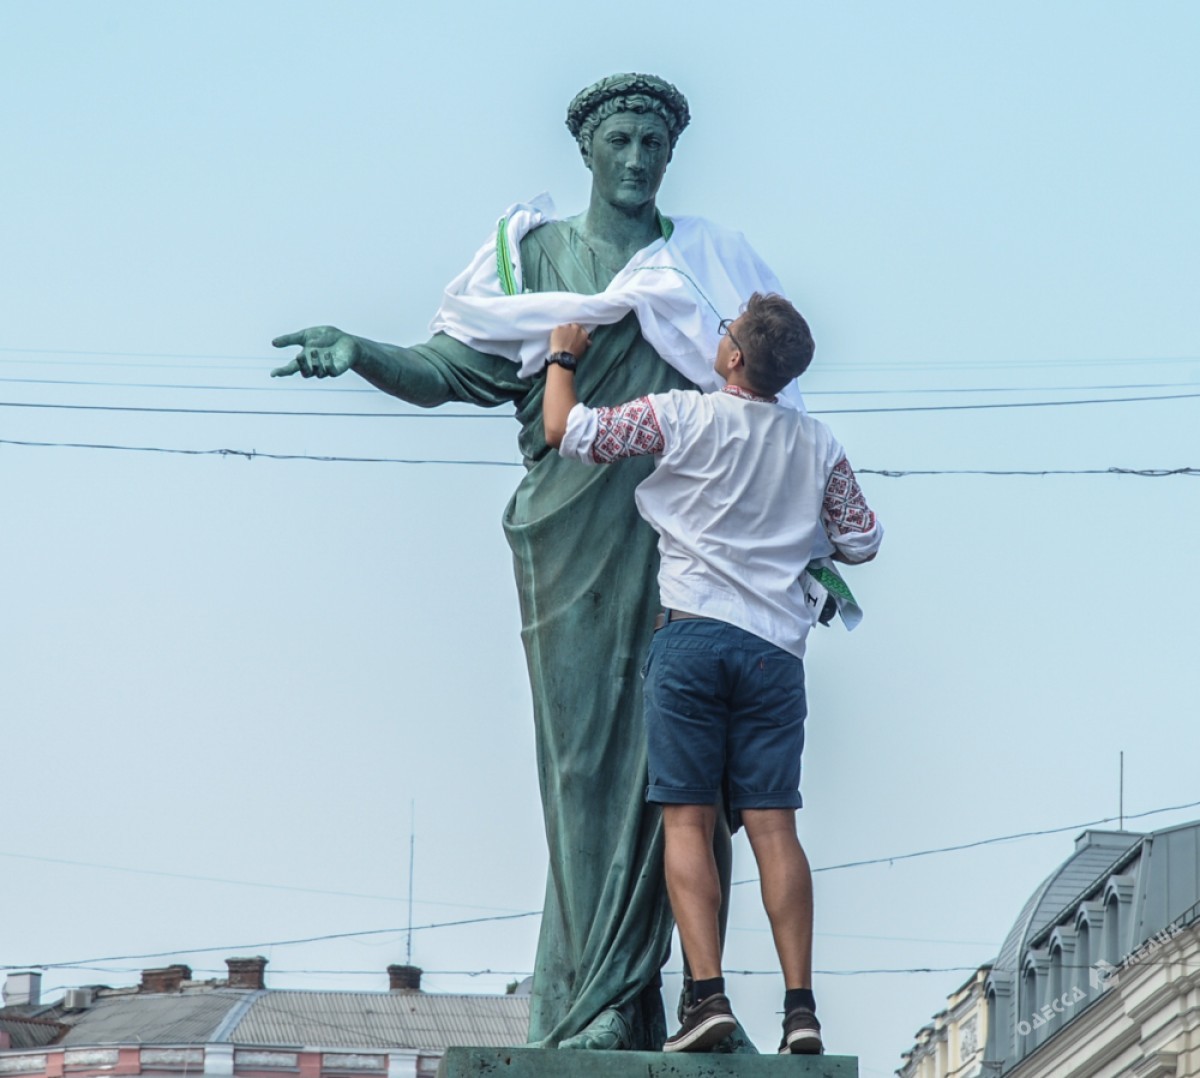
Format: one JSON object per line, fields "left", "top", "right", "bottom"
{"left": 1119, "top": 752, "right": 1124, "bottom": 830}
{"left": 407, "top": 800, "right": 415, "bottom": 965}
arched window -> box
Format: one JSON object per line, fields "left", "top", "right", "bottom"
{"left": 985, "top": 988, "right": 999, "bottom": 1061}
{"left": 1103, "top": 894, "right": 1121, "bottom": 965}
{"left": 1048, "top": 943, "right": 1064, "bottom": 1027}
{"left": 985, "top": 974, "right": 1012, "bottom": 1069}
{"left": 1075, "top": 922, "right": 1091, "bottom": 991}
{"left": 1022, "top": 965, "right": 1040, "bottom": 1051}
{"left": 1074, "top": 900, "right": 1105, "bottom": 994}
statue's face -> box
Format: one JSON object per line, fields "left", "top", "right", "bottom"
{"left": 585, "top": 111, "right": 671, "bottom": 212}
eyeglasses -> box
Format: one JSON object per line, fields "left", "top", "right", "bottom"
{"left": 718, "top": 317, "right": 745, "bottom": 357}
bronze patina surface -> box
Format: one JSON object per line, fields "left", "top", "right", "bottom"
{"left": 272, "top": 74, "right": 747, "bottom": 1052}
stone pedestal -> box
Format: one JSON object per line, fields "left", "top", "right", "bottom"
{"left": 437, "top": 1047, "right": 857, "bottom": 1078}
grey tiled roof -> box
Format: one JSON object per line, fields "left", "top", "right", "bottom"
{"left": 231, "top": 991, "right": 530, "bottom": 1051}
{"left": 0, "top": 1015, "right": 66, "bottom": 1050}
{"left": 58, "top": 990, "right": 249, "bottom": 1046}
{"left": 992, "top": 829, "right": 1140, "bottom": 979}
{"left": 4, "top": 985, "right": 528, "bottom": 1055}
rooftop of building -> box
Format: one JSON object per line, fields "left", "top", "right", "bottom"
{"left": 0, "top": 960, "right": 530, "bottom": 1054}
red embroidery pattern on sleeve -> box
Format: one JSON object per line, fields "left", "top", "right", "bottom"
{"left": 590, "top": 397, "right": 666, "bottom": 463}
{"left": 823, "top": 457, "right": 876, "bottom": 533}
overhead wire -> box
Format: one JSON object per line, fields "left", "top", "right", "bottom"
{"left": 4, "top": 388, "right": 1200, "bottom": 418}
{"left": 814, "top": 390, "right": 1200, "bottom": 414}
{"left": 0, "top": 439, "right": 524, "bottom": 466}
{"left": 0, "top": 848, "right": 531, "bottom": 913}
{"left": 0, "top": 400, "right": 499, "bottom": 419}
{"left": 863, "top": 467, "right": 1197, "bottom": 478}
{"left": 2, "top": 344, "right": 1197, "bottom": 373}
{"left": 1, "top": 437, "right": 1194, "bottom": 476}
{"left": 4, "top": 373, "right": 1198, "bottom": 398}
{"left": 733, "top": 796, "right": 1200, "bottom": 886}
{"left": 30, "top": 956, "right": 1198, "bottom": 990}
{"left": 11, "top": 911, "right": 542, "bottom": 971}
{"left": 0, "top": 375, "right": 378, "bottom": 394}
{"left": 0, "top": 346, "right": 270, "bottom": 362}
{"left": 9, "top": 796, "right": 1200, "bottom": 975}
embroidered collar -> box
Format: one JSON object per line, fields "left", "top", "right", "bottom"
{"left": 722, "top": 384, "right": 778, "bottom": 404}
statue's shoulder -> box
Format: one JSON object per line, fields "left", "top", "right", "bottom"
{"left": 515, "top": 220, "right": 581, "bottom": 290}
{"left": 517, "top": 217, "right": 572, "bottom": 258}
{"left": 487, "top": 196, "right": 562, "bottom": 296}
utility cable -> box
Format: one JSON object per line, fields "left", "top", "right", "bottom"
{"left": 0, "top": 848, "right": 530, "bottom": 913}
{"left": 10, "top": 798, "right": 1200, "bottom": 974}
{"left": 2, "top": 437, "right": 1195, "bottom": 477}
{"left": 0, "top": 375, "right": 378, "bottom": 394}
{"left": 34, "top": 957, "right": 1199, "bottom": 989}
{"left": 863, "top": 467, "right": 1197, "bottom": 478}
{"left": 0, "top": 346, "right": 269, "bottom": 362}
{"left": 815, "top": 390, "right": 1200, "bottom": 414}
{"left": 4, "top": 388, "right": 1200, "bottom": 418}
{"left": 5, "top": 374, "right": 1198, "bottom": 398}
{"left": 9, "top": 911, "right": 542, "bottom": 971}
{"left": 3, "top": 345, "right": 1197, "bottom": 373}
{"left": 733, "top": 796, "right": 1200, "bottom": 886}
{"left": 0, "top": 438, "right": 524, "bottom": 466}
{"left": 0, "top": 400, "right": 501, "bottom": 419}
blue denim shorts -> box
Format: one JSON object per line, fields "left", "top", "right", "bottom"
{"left": 642, "top": 618, "right": 806, "bottom": 813}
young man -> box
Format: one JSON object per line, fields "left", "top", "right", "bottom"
{"left": 543, "top": 293, "right": 883, "bottom": 1055}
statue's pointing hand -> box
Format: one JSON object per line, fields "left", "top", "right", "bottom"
{"left": 271, "top": 326, "right": 358, "bottom": 378}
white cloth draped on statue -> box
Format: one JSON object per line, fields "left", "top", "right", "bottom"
{"left": 429, "top": 193, "right": 805, "bottom": 410}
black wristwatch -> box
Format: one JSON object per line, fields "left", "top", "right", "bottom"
{"left": 546, "top": 351, "right": 578, "bottom": 373}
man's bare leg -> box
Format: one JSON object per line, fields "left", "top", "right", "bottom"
{"left": 674, "top": 806, "right": 759, "bottom": 1053}
{"left": 662, "top": 803, "right": 722, "bottom": 980}
{"left": 660, "top": 802, "right": 742, "bottom": 1052}
{"left": 741, "top": 808, "right": 813, "bottom": 988}
{"left": 679, "top": 799, "right": 734, "bottom": 1003}
{"left": 741, "top": 808, "right": 821, "bottom": 1053}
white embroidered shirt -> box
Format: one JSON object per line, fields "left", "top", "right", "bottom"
{"left": 559, "top": 386, "right": 882, "bottom": 659}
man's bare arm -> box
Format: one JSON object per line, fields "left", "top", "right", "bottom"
{"left": 543, "top": 323, "right": 591, "bottom": 448}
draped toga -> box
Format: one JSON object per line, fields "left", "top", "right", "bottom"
{"left": 404, "top": 220, "right": 694, "bottom": 1048}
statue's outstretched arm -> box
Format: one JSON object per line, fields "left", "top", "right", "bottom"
{"left": 271, "top": 326, "right": 460, "bottom": 407}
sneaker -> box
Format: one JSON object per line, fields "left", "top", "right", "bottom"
{"left": 778, "top": 1006, "right": 823, "bottom": 1055}
{"left": 663, "top": 992, "right": 738, "bottom": 1053}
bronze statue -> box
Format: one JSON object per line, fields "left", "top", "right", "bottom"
{"left": 272, "top": 73, "right": 775, "bottom": 1051}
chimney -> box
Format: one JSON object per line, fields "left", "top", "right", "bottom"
{"left": 140, "top": 965, "right": 191, "bottom": 994}
{"left": 387, "top": 964, "right": 422, "bottom": 992}
{"left": 2, "top": 972, "right": 42, "bottom": 1007}
{"left": 225, "top": 956, "right": 268, "bottom": 990}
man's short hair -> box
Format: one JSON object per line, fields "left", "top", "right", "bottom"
{"left": 738, "top": 293, "right": 815, "bottom": 396}
{"left": 566, "top": 73, "right": 690, "bottom": 161}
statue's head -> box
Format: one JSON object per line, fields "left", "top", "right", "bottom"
{"left": 566, "top": 73, "right": 690, "bottom": 163}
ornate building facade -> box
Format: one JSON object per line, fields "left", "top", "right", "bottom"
{"left": 899, "top": 822, "right": 1200, "bottom": 1077}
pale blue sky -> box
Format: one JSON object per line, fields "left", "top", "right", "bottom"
{"left": 3, "top": 3, "right": 1199, "bottom": 1074}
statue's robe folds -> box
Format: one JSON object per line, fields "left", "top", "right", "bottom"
{"left": 405, "top": 221, "right": 693, "bottom": 1048}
